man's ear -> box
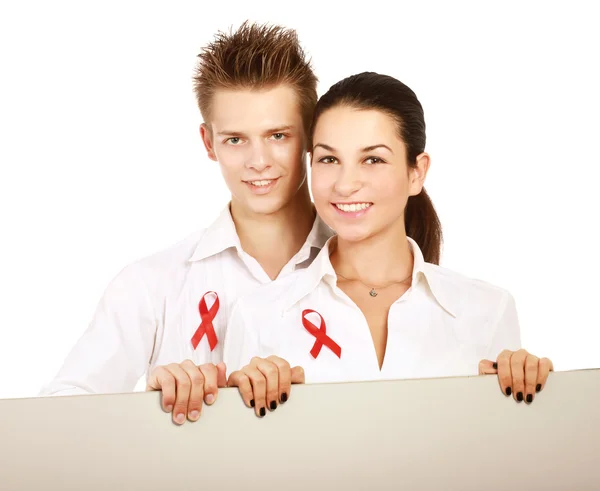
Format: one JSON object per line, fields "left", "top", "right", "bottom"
{"left": 200, "top": 123, "right": 217, "bottom": 161}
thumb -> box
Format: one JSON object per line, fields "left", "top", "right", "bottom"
{"left": 216, "top": 362, "right": 228, "bottom": 388}
{"left": 291, "top": 366, "right": 305, "bottom": 384}
{"left": 479, "top": 359, "right": 498, "bottom": 375}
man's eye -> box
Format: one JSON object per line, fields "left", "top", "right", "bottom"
{"left": 227, "top": 137, "right": 241, "bottom": 144}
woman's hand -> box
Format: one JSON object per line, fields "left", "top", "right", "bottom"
{"left": 479, "top": 349, "right": 553, "bottom": 403}
{"left": 227, "top": 356, "right": 305, "bottom": 417}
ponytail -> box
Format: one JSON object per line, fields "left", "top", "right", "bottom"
{"left": 404, "top": 188, "right": 442, "bottom": 265}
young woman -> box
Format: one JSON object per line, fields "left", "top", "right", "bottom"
{"left": 223, "top": 72, "right": 553, "bottom": 418}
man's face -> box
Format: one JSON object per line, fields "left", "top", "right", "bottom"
{"left": 201, "top": 85, "right": 309, "bottom": 217}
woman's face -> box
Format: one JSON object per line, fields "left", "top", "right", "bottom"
{"left": 310, "top": 105, "right": 429, "bottom": 243}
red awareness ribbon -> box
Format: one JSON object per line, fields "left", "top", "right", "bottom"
{"left": 191, "top": 291, "right": 219, "bottom": 351}
{"left": 302, "top": 309, "right": 342, "bottom": 359}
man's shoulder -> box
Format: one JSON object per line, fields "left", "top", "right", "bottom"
{"left": 108, "top": 227, "right": 209, "bottom": 289}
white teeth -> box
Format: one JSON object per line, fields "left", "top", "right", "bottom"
{"left": 249, "top": 180, "right": 273, "bottom": 187}
{"left": 335, "top": 203, "right": 371, "bottom": 212}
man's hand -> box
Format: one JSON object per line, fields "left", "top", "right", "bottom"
{"left": 146, "top": 360, "right": 227, "bottom": 424}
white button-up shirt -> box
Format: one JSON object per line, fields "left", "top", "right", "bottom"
{"left": 40, "top": 206, "right": 333, "bottom": 396}
{"left": 223, "top": 237, "right": 522, "bottom": 383}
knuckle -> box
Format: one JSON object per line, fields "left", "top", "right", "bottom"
{"left": 262, "top": 363, "right": 277, "bottom": 377}
{"left": 176, "top": 376, "right": 191, "bottom": 390}
{"left": 188, "top": 370, "right": 204, "bottom": 385}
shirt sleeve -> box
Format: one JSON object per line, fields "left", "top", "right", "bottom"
{"left": 485, "top": 291, "right": 522, "bottom": 361}
{"left": 38, "top": 262, "right": 158, "bottom": 396}
{"left": 222, "top": 298, "right": 260, "bottom": 378}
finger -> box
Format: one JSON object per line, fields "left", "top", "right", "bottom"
{"left": 216, "top": 362, "right": 228, "bottom": 388}
{"left": 179, "top": 360, "right": 206, "bottom": 421}
{"left": 146, "top": 366, "right": 176, "bottom": 412}
{"left": 198, "top": 363, "right": 218, "bottom": 405}
{"left": 255, "top": 358, "right": 280, "bottom": 412}
{"left": 291, "top": 366, "right": 305, "bottom": 384}
{"left": 524, "top": 355, "right": 539, "bottom": 404}
{"left": 536, "top": 357, "right": 554, "bottom": 392}
{"left": 166, "top": 363, "right": 196, "bottom": 425}
{"left": 478, "top": 359, "right": 498, "bottom": 375}
{"left": 228, "top": 370, "right": 254, "bottom": 408}
{"left": 510, "top": 349, "right": 529, "bottom": 402}
{"left": 496, "top": 350, "right": 513, "bottom": 396}
{"left": 245, "top": 365, "right": 268, "bottom": 417}
{"left": 267, "top": 355, "right": 292, "bottom": 403}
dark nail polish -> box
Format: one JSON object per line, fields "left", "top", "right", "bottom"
{"left": 250, "top": 399, "right": 255, "bottom": 407}
{"left": 270, "top": 400, "right": 277, "bottom": 411}
{"left": 493, "top": 362, "right": 497, "bottom": 369}
{"left": 526, "top": 394, "right": 533, "bottom": 403}
{"left": 517, "top": 392, "right": 523, "bottom": 402}
{"left": 281, "top": 392, "right": 288, "bottom": 403}
{"left": 536, "top": 384, "right": 542, "bottom": 392}
{"left": 506, "top": 387, "right": 512, "bottom": 396}
{"left": 259, "top": 407, "right": 266, "bottom": 417}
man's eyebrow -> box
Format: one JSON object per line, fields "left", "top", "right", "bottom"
{"left": 265, "top": 125, "right": 294, "bottom": 133}
{"left": 216, "top": 125, "right": 295, "bottom": 137}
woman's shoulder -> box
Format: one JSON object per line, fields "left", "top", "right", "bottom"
{"left": 423, "top": 261, "right": 514, "bottom": 305}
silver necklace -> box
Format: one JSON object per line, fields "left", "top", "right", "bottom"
{"left": 336, "top": 271, "right": 412, "bottom": 297}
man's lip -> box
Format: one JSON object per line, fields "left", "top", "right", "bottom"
{"left": 243, "top": 177, "right": 280, "bottom": 182}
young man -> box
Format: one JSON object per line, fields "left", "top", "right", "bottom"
{"left": 39, "top": 21, "right": 332, "bottom": 425}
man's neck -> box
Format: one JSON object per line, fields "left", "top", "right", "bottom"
{"left": 231, "top": 183, "right": 316, "bottom": 280}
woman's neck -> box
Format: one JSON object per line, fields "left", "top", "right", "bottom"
{"left": 330, "top": 225, "right": 414, "bottom": 287}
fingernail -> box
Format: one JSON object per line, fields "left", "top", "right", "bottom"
{"left": 517, "top": 392, "right": 523, "bottom": 402}
{"left": 175, "top": 413, "right": 185, "bottom": 424}
{"left": 281, "top": 392, "right": 288, "bottom": 403}
{"left": 250, "top": 399, "right": 255, "bottom": 407}
{"left": 526, "top": 394, "right": 533, "bottom": 403}
{"left": 505, "top": 387, "right": 512, "bottom": 396}
{"left": 205, "top": 394, "right": 215, "bottom": 405}
{"left": 492, "top": 362, "right": 497, "bottom": 369}
{"left": 270, "top": 400, "right": 277, "bottom": 411}
{"left": 189, "top": 410, "right": 199, "bottom": 420}
{"left": 259, "top": 407, "right": 266, "bottom": 417}
{"left": 536, "top": 384, "right": 542, "bottom": 392}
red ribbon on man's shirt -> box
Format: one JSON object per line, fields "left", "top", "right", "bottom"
{"left": 191, "top": 291, "right": 219, "bottom": 351}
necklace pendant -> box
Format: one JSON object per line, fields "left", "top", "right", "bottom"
{"left": 369, "top": 288, "right": 378, "bottom": 297}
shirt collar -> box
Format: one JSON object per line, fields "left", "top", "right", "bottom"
{"left": 188, "top": 205, "right": 334, "bottom": 263}
{"left": 283, "top": 236, "right": 458, "bottom": 317}
{"left": 188, "top": 205, "right": 242, "bottom": 263}
{"left": 408, "top": 237, "right": 458, "bottom": 317}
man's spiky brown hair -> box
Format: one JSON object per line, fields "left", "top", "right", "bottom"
{"left": 193, "top": 21, "right": 318, "bottom": 134}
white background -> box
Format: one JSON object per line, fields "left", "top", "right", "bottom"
{"left": 0, "top": 1, "right": 598, "bottom": 400}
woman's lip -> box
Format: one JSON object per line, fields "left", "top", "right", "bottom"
{"left": 331, "top": 203, "right": 373, "bottom": 218}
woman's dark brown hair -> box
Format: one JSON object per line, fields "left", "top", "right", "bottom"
{"left": 310, "top": 72, "right": 443, "bottom": 264}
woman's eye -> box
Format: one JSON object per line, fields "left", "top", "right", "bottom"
{"left": 319, "top": 156, "right": 337, "bottom": 164}
{"left": 365, "top": 156, "right": 384, "bottom": 164}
